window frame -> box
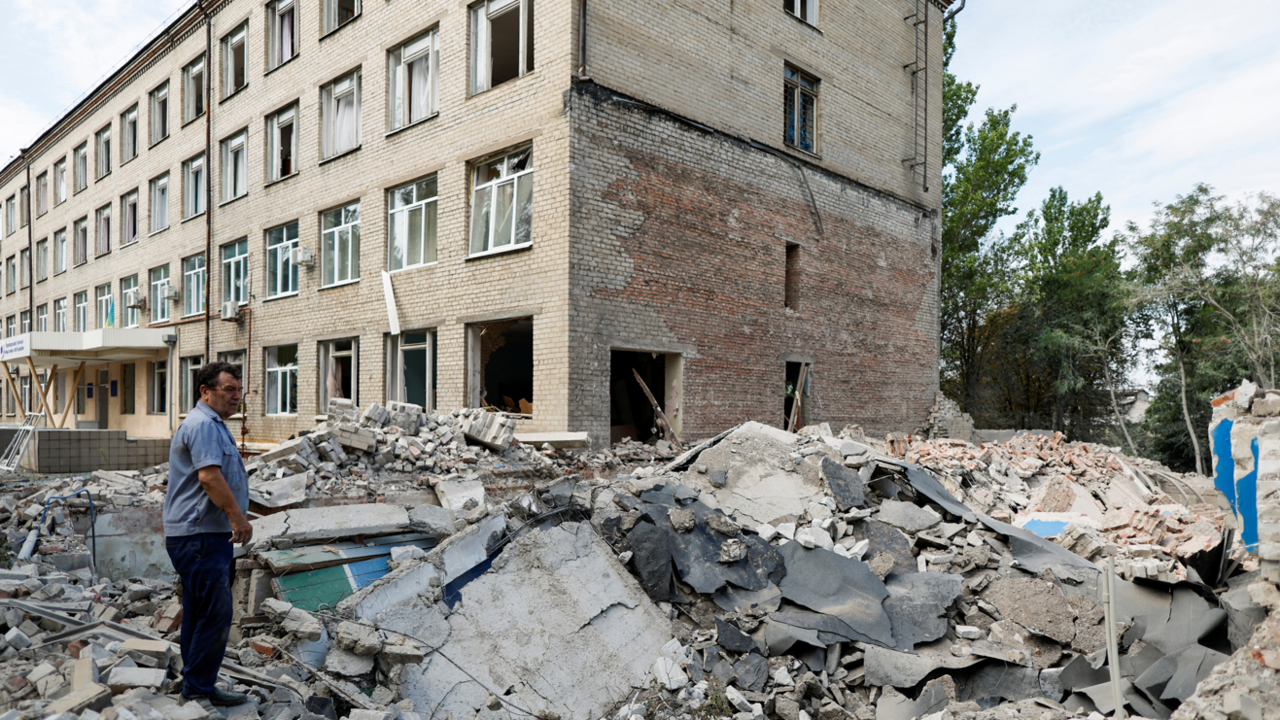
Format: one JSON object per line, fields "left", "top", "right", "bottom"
{"left": 321, "top": 70, "right": 361, "bottom": 159}
{"left": 73, "top": 218, "right": 88, "bottom": 266}
{"left": 95, "top": 283, "right": 113, "bottom": 329}
{"left": 149, "top": 360, "right": 168, "bottom": 414}
{"left": 73, "top": 290, "right": 89, "bottom": 332}
{"left": 266, "top": 104, "right": 298, "bottom": 182}
{"left": 468, "top": 146, "right": 534, "bottom": 257}
{"left": 150, "top": 174, "right": 170, "bottom": 232}
{"left": 265, "top": 344, "right": 299, "bottom": 415}
{"left": 182, "top": 253, "right": 206, "bottom": 318}
{"left": 121, "top": 105, "right": 139, "bottom": 163}
{"left": 321, "top": 201, "right": 360, "bottom": 287}
{"left": 53, "top": 299, "right": 66, "bottom": 333}
{"left": 322, "top": 0, "right": 361, "bottom": 35}
{"left": 73, "top": 143, "right": 88, "bottom": 193}
{"left": 35, "top": 304, "right": 47, "bottom": 333}
{"left": 121, "top": 275, "right": 141, "bottom": 328}
{"left": 35, "top": 239, "right": 47, "bottom": 282}
{"left": 783, "top": 0, "right": 818, "bottom": 25}
{"left": 35, "top": 172, "right": 48, "bottom": 216}
{"left": 222, "top": 238, "right": 249, "bottom": 306}
{"left": 318, "top": 337, "right": 358, "bottom": 409}
{"left": 53, "top": 159, "right": 67, "bottom": 205}
{"left": 183, "top": 55, "right": 207, "bottom": 124}
{"left": 265, "top": 222, "right": 300, "bottom": 298}
{"left": 3, "top": 196, "right": 13, "bottom": 236}
{"left": 95, "top": 203, "right": 112, "bottom": 256}
{"left": 470, "top": 0, "right": 535, "bottom": 95}
{"left": 783, "top": 64, "right": 819, "bottom": 154}
{"left": 222, "top": 24, "right": 248, "bottom": 98}
{"left": 150, "top": 265, "right": 171, "bottom": 324}
{"left": 179, "top": 355, "right": 205, "bottom": 411}
{"left": 388, "top": 29, "right": 439, "bottom": 130}
{"left": 53, "top": 229, "right": 67, "bottom": 275}
{"left": 18, "top": 249, "right": 29, "bottom": 290}
{"left": 122, "top": 190, "right": 139, "bottom": 246}
{"left": 150, "top": 82, "right": 170, "bottom": 146}
{"left": 268, "top": 0, "right": 298, "bottom": 71}
{"left": 221, "top": 130, "right": 248, "bottom": 202}
{"left": 184, "top": 155, "right": 206, "bottom": 218}
{"left": 95, "top": 125, "right": 111, "bottom": 179}
{"left": 388, "top": 176, "right": 439, "bottom": 271}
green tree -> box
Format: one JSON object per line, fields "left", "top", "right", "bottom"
{"left": 939, "top": 19, "right": 1040, "bottom": 414}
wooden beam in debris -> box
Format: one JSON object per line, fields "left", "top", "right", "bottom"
{"left": 632, "top": 368, "right": 682, "bottom": 451}
{"left": 58, "top": 362, "right": 86, "bottom": 429}
{"left": 0, "top": 362, "right": 25, "bottom": 419}
{"left": 25, "top": 358, "right": 54, "bottom": 423}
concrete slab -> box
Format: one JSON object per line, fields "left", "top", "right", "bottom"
{"left": 247, "top": 504, "right": 410, "bottom": 554}
{"left": 93, "top": 508, "right": 174, "bottom": 580}
{"left": 690, "top": 422, "right": 824, "bottom": 525}
{"left": 384, "top": 522, "right": 671, "bottom": 720}
{"left": 434, "top": 480, "right": 485, "bottom": 512}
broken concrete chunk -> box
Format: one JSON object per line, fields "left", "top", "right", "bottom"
{"left": 261, "top": 598, "right": 323, "bottom": 641}
{"left": 651, "top": 657, "right": 688, "bottom": 691}
{"left": 704, "top": 512, "right": 740, "bottom": 537}
{"left": 668, "top": 508, "right": 696, "bottom": 533}
{"left": 324, "top": 647, "right": 375, "bottom": 677}
{"left": 408, "top": 503, "right": 462, "bottom": 537}
{"left": 876, "top": 499, "right": 942, "bottom": 534}
{"left": 719, "top": 538, "right": 748, "bottom": 563}
{"left": 981, "top": 577, "right": 1076, "bottom": 645}
{"left": 336, "top": 621, "right": 384, "bottom": 656}
{"left": 435, "top": 480, "right": 486, "bottom": 512}
{"left": 461, "top": 412, "right": 516, "bottom": 451}
{"left": 106, "top": 667, "right": 167, "bottom": 692}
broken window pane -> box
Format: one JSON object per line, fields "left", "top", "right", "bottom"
{"left": 469, "top": 146, "right": 533, "bottom": 255}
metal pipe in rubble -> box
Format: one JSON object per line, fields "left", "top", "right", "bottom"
{"left": 16, "top": 527, "right": 38, "bottom": 561}
{"left": 1105, "top": 556, "right": 1127, "bottom": 719}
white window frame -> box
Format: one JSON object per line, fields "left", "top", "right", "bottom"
{"left": 784, "top": 0, "right": 818, "bottom": 25}
{"left": 784, "top": 65, "right": 819, "bottom": 153}
{"left": 54, "top": 159, "right": 67, "bottom": 205}
{"left": 321, "top": 202, "right": 360, "bottom": 287}
{"left": 54, "top": 229, "right": 67, "bottom": 274}
{"left": 36, "top": 304, "right": 47, "bottom": 333}
{"left": 182, "top": 254, "right": 206, "bottom": 317}
{"left": 74, "top": 291, "right": 88, "bottom": 332}
{"left": 121, "top": 106, "right": 138, "bottom": 163}
{"left": 95, "top": 283, "right": 112, "bottom": 329}
{"left": 183, "top": 56, "right": 206, "bottom": 123}
{"left": 53, "top": 299, "right": 66, "bottom": 333}
{"left": 267, "top": 106, "right": 298, "bottom": 182}
{"left": 470, "top": 0, "right": 534, "bottom": 95}
{"left": 323, "top": 0, "right": 360, "bottom": 34}
{"left": 268, "top": 0, "right": 297, "bottom": 70}
{"left": 221, "top": 131, "right": 248, "bottom": 201}
{"left": 121, "top": 275, "right": 141, "bottom": 328}
{"left": 150, "top": 360, "right": 168, "bottom": 414}
{"left": 388, "top": 176, "right": 438, "bottom": 271}
{"left": 95, "top": 125, "right": 111, "bottom": 179}
{"left": 73, "top": 218, "right": 88, "bottom": 266}
{"left": 180, "top": 355, "right": 205, "bottom": 411}
{"left": 150, "top": 265, "right": 171, "bottom": 323}
{"left": 266, "top": 222, "right": 299, "bottom": 298}
{"left": 95, "top": 204, "right": 111, "bottom": 256}
{"left": 4, "top": 197, "right": 13, "bottom": 236}
{"left": 4, "top": 257, "right": 14, "bottom": 295}
{"left": 35, "top": 239, "right": 47, "bottom": 282}
{"left": 389, "top": 30, "right": 438, "bottom": 130}
{"left": 223, "top": 24, "right": 247, "bottom": 97}
{"left": 122, "top": 190, "right": 139, "bottom": 245}
{"left": 387, "top": 330, "right": 434, "bottom": 409}
{"left": 265, "top": 344, "right": 299, "bottom": 415}
{"left": 73, "top": 144, "right": 88, "bottom": 192}
{"left": 222, "top": 239, "right": 249, "bottom": 306}
{"left": 184, "top": 155, "right": 205, "bottom": 218}
{"left": 150, "top": 82, "right": 169, "bottom": 145}
{"left": 35, "top": 172, "right": 47, "bottom": 216}
{"left": 319, "top": 338, "right": 357, "bottom": 408}
{"left": 150, "top": 174, "right": 170, "bottom": 232}
{"left": 18, "top": 249, "right": 29, "bottom": 290}
{"left": 321, "top": 71, "right": 361, "bottom": 159}
{"left": 469, "top": 146, "right": 534, "bottom": 256}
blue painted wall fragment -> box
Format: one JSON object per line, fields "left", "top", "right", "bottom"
{"left": 1211, "top": 418, "right": 1260, "bottom": 552}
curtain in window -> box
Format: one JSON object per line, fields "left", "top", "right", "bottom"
{"left": 336, "top": 91, "right": 356, "bottom": 152}
{"left": 281, "top": 11, "right": 293, "bottom": 64}
{"left": 410, "top": 54, "right": 429, "bottom": 122}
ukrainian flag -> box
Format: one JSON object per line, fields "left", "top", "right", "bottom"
{"left": 107, "top": 296, "right": 115, "bottom": 328}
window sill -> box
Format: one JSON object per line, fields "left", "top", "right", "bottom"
{"left": 466, "top": 242, "right": 532, "bottom": 261}
{"left": 95, "top": 250, "right": 111, "bottom": 259}
{"left": 181, "top": 311, "right": 205, "bottom": 319}
{"left": 120, "top": 155, "right": 137, "bottom": 168}
{"left": 54, "top": 269, "right": 66, "bottom": 277}
{"left": 319, "top": 279, "right": 359, "bottom": 291}
{"left": 73, "top": 260, "right": 88, "bottom": 268}
{"left": 219, "top": 194, "right": 247, "bottom": 209}
{"left": 319, "top": 14, "right": 362, "bottom": 41}
{"left": 181, "top": 114, "right": 205, "bottom": 130}
{"left": 121, "top": 239, "right": 139, "bottom": 249}
{"left": 385, "top": 114, "right": 439, "bottom": 138}
{"left": 783, "top": 11, "right": 823, "bottom": 32}
{"left": 264, "top": 172, "right": 299, "bottom": 189}
{"left": 469, "top": 70, "right": 539, "bottom": 99}
{"left": 782, "top": 143, "right": 822, "bottom": 161}
{"left": 263, "top": 291, "right": 299, "bottom": 303}
{"left": 181, "top": 212, "right": 206, "bottom": 224}
{"left": 149, "top": 135, "right": 169, "bottom": 151}
{"left": 389, "top": 261, "right": 438, "bottom": 275}
{"left": 319, "top": 146, "right": 361, "bottom": 166}
{"left": 265, "top": 413, "right": 298, "bottom": 418}
{"left": 95, "top": 171, "right": 111, "bottom": 183}
{"left": 72, "top": 187, "right": 87, "bottom": 197}
{"left": 147, "top": 226, "right": 170, "bottom": 238}
{"left": 220, "top": 85, "right": 248, "bottom": 105}
{"left": 263, "top": 54, "right": 299, "bottom": 78}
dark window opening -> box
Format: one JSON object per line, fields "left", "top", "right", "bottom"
{"left": 525, "top": 0, "right": 535, "bottom": 73}
{"left": 474, "top": 317, "right": 533, "bottom": 414}
{"left": 611, "top": 350, "right": 672, "bottom": 445}
{"left": 338, "top": 0, "right": 358, "bottom": 24}
{"left": 784, "top": 361, "right": 810, "bottom": 431}
{"left": 121, "top": 363, "right": 136, "bottom": 414}
{"left": 785, "top": 243, "right": 800, "bottom": 309}
{"left": 489, "top": 6, "right": 521, "bottom": 87}
{"left": 278, "top": 122, "right": 294, "bottom": 176}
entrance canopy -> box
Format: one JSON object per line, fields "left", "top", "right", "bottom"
{"left": 0, "top": 329, "right": 171, "bottom": 367}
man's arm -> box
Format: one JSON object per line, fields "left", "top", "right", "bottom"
{"left": 197, "top": 465, "right": 253, "bottom": 544}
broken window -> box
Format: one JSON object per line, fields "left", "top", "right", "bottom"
{"left": 183, "top": 254, "right": 206, "bottom": 317}
{"left": 180, "top": 355, "right": 204, "bottom": 411}
{"left": 121, "top": 275, "right": 140, "bottom": 328}
{"left": 319, "top": 338, "right": 357, "bottom": 409}
{"left": 323, "top": 0, "right": 360, "bottom": 34}
{"left": 470, "top": 0, "right": 534, "bottom": 94}
{"left": 784, "top": 0, "right": 817, "bottom": 25}
{"left": 150, "top": 82, "right": 169, "bottom": 145}
{"left": 267, "top": 105, "right": 297, "bottom": 181}
{"left": 266, "top": 344, "right": 299, "bottom": 415}
{"left": 610, "top": 350, "right": 683, "bottom": 444}
{"left": 321, "top": 71, "right": 361, "bottom": 158}
{"left": 321, "top": 201, "right": 360, "bottom": 286}
{"left": 784, "top": 361, "right": 811, "bottom": 431}
{"left": 121, "top": 106, "right": 138, "bottom": 163}
{"left": 149, "top": 360, "right": 167, "bottom": 414}
{"left": 469, "top": 146, "right": 533, "bottom": 256}
{"left": 467, "top": 318, "right": 533, "bottom": 414}
{"left": 389, "top": 30, "right": 438, "bottom": 129}
{"left": 150, "top": 173, "right": 169, "bottom": 232}
{"left": 266, "top": 221, "right": 299, "bottom": 297}
{"left": 183, "top": 56, "right": 206, "bottom": 123}
{"left": 95, "top": 125, "right": 111, "bottom": 179}
{"left": 121, "top": 363, "right": 136, "bottom": 414}
{"left": 95, "top": 283, "right": 112, "bottom": 329}
{"left": 223, "top": 24, "right": 247, "bottom": 97}
{"left": 221, "top": 131, "right": 248, "bottom": 201}
{"left": 222, "top": 239, "right": 249, "bottom": 306}
{"left": 388, "top": 176, "right": 437, "bottom": 270}
{"left": 218, "top": 350, "right": 245, "bottom": 383}
{"left": 387, "top": 331, "right": 434, "bottom": 410}
{"left": 122, "top": 190, "right": 138, "bottom": 245}
{"left": 784, "top": 65, "right": 818, "bottom": 153}
{"left": 268, "top": 0, "right": 296, "bottom": 70}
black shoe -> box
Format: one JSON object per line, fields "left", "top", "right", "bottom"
{"left": 188, "top": 696, "right": 226, "bottom": 720}
{"left": 208, "top": 687, "right": 250, "bottom": 706}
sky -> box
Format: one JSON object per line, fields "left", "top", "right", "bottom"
{"left": 947, "top": 0, "right": 1280, "bottom": 238}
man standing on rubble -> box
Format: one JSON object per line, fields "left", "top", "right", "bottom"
{"left": 163, "top": 362, "right": 253, "bottom": 718}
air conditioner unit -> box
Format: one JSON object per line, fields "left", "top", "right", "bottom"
{"left": 124, "top": 288, "right": 145, "bottom": 309}
{"left": 160, "top": 286, "right": 180, "bottom": 302}
{"left": 221, "top": 301, "right": 241, "bottom": 321}
{"left": 290, "top": 246, "right": 315, "bottom": 266}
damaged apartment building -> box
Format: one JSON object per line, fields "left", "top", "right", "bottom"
{"left": 0, "top": 0, "right": 946, "bottom": 460}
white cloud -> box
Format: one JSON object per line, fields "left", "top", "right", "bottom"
{"left": 0, "top": 0, "right": 191, "bottom": 166}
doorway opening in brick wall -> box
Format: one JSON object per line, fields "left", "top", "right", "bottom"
{"left": 611, "top": 350, "right": 683, "bottom": 445}
{"left": 466, "top": 317, "right": 533, "bottom": 415}
{"left": 784, "top": 361, "right": 811, "bottom": 431}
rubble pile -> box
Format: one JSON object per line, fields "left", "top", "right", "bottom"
{"left": 0, "top": 401, "right": 1273, "bottom": 720}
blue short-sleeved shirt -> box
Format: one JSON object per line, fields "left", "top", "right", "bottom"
{"left": 163, "top": 401, "right": 249, "bottom": 537}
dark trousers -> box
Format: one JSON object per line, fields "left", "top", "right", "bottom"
{"left": 166, "top": 532, "right": 234, "bottom": 698}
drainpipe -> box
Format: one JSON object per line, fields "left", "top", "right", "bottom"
{"left": 202, "top": 2, "right": 213, "bottom": 361}
{"left": 23, "top": 152, "right": 33, "bottom": 330}
{"left": 943, "top": 0, "right": 966, "bottom": 24}
{"left": 577, "top": 0, "right": 591, "bottom": 80}
{"left": 164, "top": 333, "right": 177, "bottom": 433}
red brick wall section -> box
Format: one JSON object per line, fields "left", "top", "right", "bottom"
{"left": 568, "top": 84, "right": 940, "bottom": 446}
